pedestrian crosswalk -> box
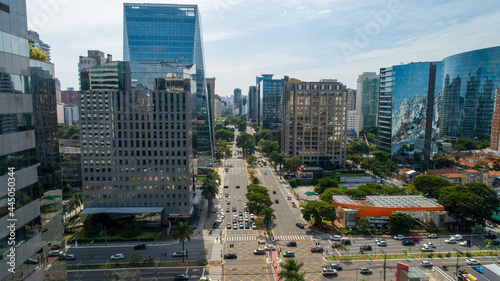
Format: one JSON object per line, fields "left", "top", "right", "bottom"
{"left": 275, "top": 235, "right": 310, "bottom": 241}
{"left": 225, "top": 234, "right": 310, "bottom": 242}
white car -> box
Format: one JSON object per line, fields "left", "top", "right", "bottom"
{"left": 377, "top": 241, "right": 387, "bottom": 246}
{"left": 330, "top": 235, "right": 342, "bottom": 241}
{"left": 466, "top": 259, "right": 481, "bottom": 265}
{"left": 111, "top": 253, "right": 124, "bottom": 260}
{"left": 264, "top": 245, "right": 276, "bottom": 251}
{"left": 450, "top": 234, "right": 463, "bottom": 240}
{"left": 423, "top": 243, "right": 436, "bottom": 248}
{"left": 420, "top": 247, "right": 433, "bottom": 252}
{"left": 394, "top": 234, "right": 405, "bottom": 240}
{"left": 460, "top": 241, "right": 468, "bottom": 246}
{"left": 445, "top": 238, "right": 456, "bottom": 244}
{"left": 250, "top": 214, "right": 255, "bottom": 219}
{"left": 421, "top": 260, "right": 433, "bottom": 268}
{"left": 322, "top": 268, "right": 338, "bottom": 275}
{"left": 427, "top": 233, "right": 438, "bottom": 239}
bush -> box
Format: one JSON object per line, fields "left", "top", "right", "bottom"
{"left": 108, "top": 227, "right": 120, "bottom": 236}
{"left": 289, "top": 178, "right": 319, "bottom": 188}
{"left": 437, "top": 253, "right": 442, "bottom": 258}
{"left": 446, "top": 252, "right": 452, "bottom": 257}
{"left": 197, "top": 259, "right": 208, "bottom": 266}
{"left": 465, "top": 252, "right": 472, "bottom": 257}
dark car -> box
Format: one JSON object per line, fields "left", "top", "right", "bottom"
{"left": 224, "top": 185, "right": 229, "bottom": 188}
{"left": 295, "top": 223, "right": 305, "bottom": 229}
{"left": 492, "top": 240, "right": 500, "bottom": 246}
{"left": 224, "top": 253, "right": 237, "bottom": 259}
{"left": 134, "top": 244, "right": 146, "bottom": 250}
{"left": 311, "top": 247, "right": 324, "bottom": 253}
{"left": 275, "top": 199, "right": 279, "bottom": 204}
{"left": 360, "top": 245, "right": 372, "bottom": 251}
{"left": 273, "top": 190, "right": 277, "bottom": 194}
{"left": 341, "top": 239, "right": 351, "bottom": 245}
{"left": 328, "top": 263, "right": 343, "bottom": 270}
{"left": 245, "top": 222, "right": 250, "bottom": 229}
{"left": 225, "top": 193, "right": 229, "bottom": 197}
{"left": 236, "top": 186, "right": 240, "bottom": 189}
{"left": 402, "top": 240, "right": 415, "bottom": 246}
{"left": 174, "top": 274, "right": 189, "bottom": 281}
{"left": 286, "top": 241, "right": 297, "bottom": 247}
{"left": 485, "top": 232, "right": 497, "bottom": 239}
{"left": 283, "top": 251, "right": 295, "bottom": 257}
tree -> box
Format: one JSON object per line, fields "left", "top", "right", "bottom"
{"left": 270, "top": 151, "right": 284, "bottom": 173}
{"left": 29, "top": 43, "right": 48, "bottom": 61}
{"left": 262, "top": 140, "right": 280, "bottom": 155}
{"left": 434, "top": 155, "right": 456, "bottom": 169}
{"left": 172, "top": 222, "right": 193, "bottom": 263}
{"left": 262, "top": 207, "right": 276, "bottom": 229}
{"left": 319, "top": 188, "right": 345, "bottom": 202}
{"left": 301, "top": 201, "right": 337, "bottom": 226}
{"left": 389, "top": 212, "right": 415, "bottom": 234}
{"left": 284, "top": 157, "right": 301, "bottom": 174}
{"left": 347, "top": 141, "right": 370, "bottom": 155}
{"left": 130, "top": 252, "right": 144, "bottom": 263}
{"left": 215, "top": 129, "right": 234, "bottom": 142}
{"left": 201, "top": 172, "right": 219, "bottom": 212}
{"left": 236, "top": 133, "right": 256, "bottom": 157}
{"left": 357, "top": 217, "right": 370, "bottom": 232}
{"left": 314, "top": 176, "right": 339, "bottom": 194}
{"left": 237, "top": 119, "right": 247, "bottom": 132}
{"left": 278, "top": 258, "right": 305, "bottom": 280}
{"left": 246, "top": 155, "right": 258, "bottom": 166}
{"left": 246, "top": 193, "right": 273, "bottom": 215}
{"left": 412, "top": 175, "right": 452, "bottom": 199}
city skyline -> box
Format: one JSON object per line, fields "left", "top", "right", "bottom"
{"left": 26, "top": 0, "right": 500, "bottom": 96}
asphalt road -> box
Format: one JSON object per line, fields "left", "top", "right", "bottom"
{"left": 68, "top": 266, "right": 208, "bottom": 280}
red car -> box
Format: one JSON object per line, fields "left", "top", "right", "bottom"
{"left": 332, "top": 242, "right": 342, "bottom": 248}
{"left": 409, "top": 236, "right": 420, "bottom": 242}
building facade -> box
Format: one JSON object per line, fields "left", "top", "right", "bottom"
{"left": 378, "top": 62, "right": 443, "bottom": 169}
{"left": 491, "top": 89, "right": 500, "bottom": 152}
{"left": 78, "top": 50, "right": 112, "bottom": 91}
{"left": 0, "top": 1, "right": 65, "bottom": 279}
{"left": 124, "top": 3, "right": 213, "bottom": 171}
{"left": 233, "top": 88, "right": 242, "bottom": 116}
{"left": 258, "top": 74, "right": 284, "bottom": 130}
{"left": 63, "top": 104, "right": 79, "bottom": 125}
{"left": 248, "top": 85, "right": 259, "bottom": 125}
{"left": 356, "top": 72, "right": 379, "bottom": 131}
{"left": 80, "top": 61, "right": 196, "bottom": 219}
{"left": 439, "top": 46, "right": 500, "bottom": 140}
{"left": 28, "top": 30, "right": 51, "bottom": 62}
{"left": 60, "top": 89, "right": 79, "bottom": 106}
{"left": 282, "top": 78, "right": 348, "bottom": 168}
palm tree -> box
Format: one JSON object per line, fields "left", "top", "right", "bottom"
{"left": 172, "top": 222, "right": 193, "bottom": 263}
{"left": 278, "top": 258, "right": 304, "bottom": 280}
{"left": 262, "top": 207, "right": 276, "bottom": 229}
{"left": 201, "top": 178, "right": 218, "bottom": 211}
{"left": 283, "top": 271, "right": 306, "bottom": 281}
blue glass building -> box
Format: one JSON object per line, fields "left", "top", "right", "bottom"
{"left": 257, "top": 74, "right": 284, "bottom": 130}
{"left": 439, "top": 46, "right": 500, "bottom": 140}
{"left": 124, "top": 3, "right": 213, "bottom": 171}
{"left": 378, "top": 62, "right": 443, "bottom": 167}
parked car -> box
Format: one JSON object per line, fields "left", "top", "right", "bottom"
{"left": 286, "top": 241, "right": 297, "bottom": 247}
{"left": 330, "top": 235, "right": 342, "bottom": 241}
{"left": 174, "top": 274, "right": 189, "bottom": 280}
{"left": 311, "top": 247, "right": 324, "bottom": 253}
{"left": 466, "top": 259, "right": 481, "bottom": 265}
{"left": 360, "top": 245, "right": 372, "bottom": 251}
{"left": 445, "top": 238, "right": 457, "bottom": 244}
{"left": 224, "top": 186, "right": 228, "bottom": 188}
{"left": 427, "top": 233, "right": 438, "bottom": 239}
{"left": 236, "top": 186, "right": 240, "bottom": 189}
{"left": 225, "top": 193, "right": 229, "bottom": 197}
{"left": 283, "top": 251, "right": 295, "bottom": 257}
{"left": 273, "top": 190, "right": 277, "bottom": 194}
{"left": 402, "top": 240, "right": 415, "bottom": 246}
{"left": 48, "top": 250, "right": 62, "bottom": 257}
{"left": 421, "top": 261, "right": 433, "bottom": 268}
{"left": 253, "top": 249, "right": 265, "bottom": 255}
{"left": 134, "top": 244, "right": 146, "bottom": 250}
{"left": 295, "top": 223, "right": 305, "bottom": 229}
{"left": 420, "top": 247, "right": 434, "bottom": 252}
{"left": 485, "top": 232, "right": 497, "bottom": 239}
{"left": 245, "top": 222, "right": 250, "bottom": 229}
{"left": 172, "top": 251, "right": 186, "bottom": 257}
{"left": 322, "top": 268, "right": 337, "bottom": 275}
{"left": 111, "top": 253, "right": 124, "bottom": 260}
{"left": 59, "top": 254, "right": 76, "bottom": 260}
{"left": 394, "top": 234, "right": 405, "bottom": 240}
{"left": 328, "top": 263, "right": 343, "bottom": 270}
{"left": 224, "top": 253, "right": 237, "bottom": 259}
{"left": 227, "top": 223, "right": 231, "bottom": 229}
{"left": 360, "top": 267, "right": 372, "bottom": 274}
{"left": 251, "top": 223, "right": 257, "bottom": 230}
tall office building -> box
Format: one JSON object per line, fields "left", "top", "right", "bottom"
{"left": 124, "top": 3, "right": 213, "bottom": 171}
{"left": 60, "top": 88, "right": 79, "bottom": 106}
{"left": 282, "top": 78, "right": 348, "bottom": 168}
{"left": 78, "top": 50, "right": 112, "bottom": 91}
{"left": 356, "top": 72, "right": 379, "bottom": 131}
{"left": 0, "top": 1, "right": 65, "bottom": 279}
{"left": 248, "top": 85, "right": 259, "bottom": 124}
{"left": 439, "top": 46, "right": 500, "bottom": 140}
{"left": 346, "top": 88, "right": 357, "bottom": 138}
{"left": 378, "top": 62, "right": 443, "bottom": 169}
{"left": 233, "top": 88, "right": 242, "bottom": 116}
{"left": 242, "top": 95, "right": 247, "bottom": 115}
{"left": 490, "top": 88, "right": 500, "bottom": 152}
{"left": 258, "top": 74, "right": 284, "bottom": 130}
{"left": 206, "top": 77, "right": 216, "bottom": 149}
{"left": 63, "top": 105, "right": 79, "bottom": 125}
{"left": 214, "top": 95, "right": 222, "bottom": 119}
{"left": 80, "top": 61, "right": 196, "bottom": 219}
{"left": 28, "top": 30, "right": 51, "bottom": 62}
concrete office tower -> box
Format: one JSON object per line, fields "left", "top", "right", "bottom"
{"left": 63, "top": 105, "right": 79, "bottom": 125}
{"left": 242, "top": 95, "right": 247, "bottom": 115}
{"left": 61, "top": 88, "right": 79, "bottom": 106}
{"left": 124, "top": 3, "right": 214, "bottom": 172}
{"left": 346, "top": 88, "right": 357, "bottom": 137}
{"left": 490, "top": 89, "right": 500, "bottom": 152}
{"left": 356, "top": 72, "right": 379, "bottom": 131}
{"left": 347, "top": 88, "right": 356, "bottom": 111}
{"left": 233, "top": 88, "right": 242, "bottom": 116}
{"left": 248, "top": 85, "right": 259, "bottom": 124}
{"left": 378, "top": 62, "right": 443, "bottom": 169}
{"left": 0, "top": 1, "right": 65, "bottom": 279}
{"left": 28, "top": 30, "right": 51, "bottom": 62}
{"left": 78, "top": 50, "right": 113, "bottom": 91}
{"left": 440, "top": 46, "right": 500, "bottom": 140}
{"left": 214, "top": 95, "right": 223, "bottom": 119}
{"left": 80, "top": 61, "right": 196, "bottom": 219}
{"left": 282, "top": 78, "right": 348, "bottom": 168}
{"left": 206, "top": 77, "right": 216, "bottom": 149}
{"left": 258, "top": 74, "right": 284, "bottom": 130}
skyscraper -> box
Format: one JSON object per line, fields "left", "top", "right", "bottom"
{"left": 258, "top": 74, "right": 284, "bottom": 130}
{"left": 378, "top": 62, "right": 443, "bottom": 168}
{"left": 439, "top": 46, "right": 500, "bottom": 140}
{"left": 28, "top": 30, "right": 51, "bottom": 62}
{"left": 124, "top": 3, "right": 213, "bottom": 171}
{"left": 248, "top": 85, "right": 259, "bottom": 125}
{"left": 1, "top": 1, "right": 65, "bottom": 279}
{"left": 356, "top": 72, "right": 379, "bottom": 131}
{"left": 282, "top": 78, "right": 348, "bottom": 168}
{"left": 233, "top": 88, "right": 242, "bottom": 115}
{"left": 78, "top": 50, "right": 113, "bottom": 91}
{"left": 490, "top": 88, "right": 500, "bottom": 152}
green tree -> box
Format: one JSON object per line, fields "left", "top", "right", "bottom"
{"left": 262, "top": 140, "right": 280, "bottom": 155}
{"left": 270, "top": 151, "right": 285, "bottom": 173}
{"left": 262, "top": 207, "right": 276, "bottom": 229}
{"left": 314, "top": 176, "right": 339, "bottom": 194}
{"left": 172, "top": 222, "right": 193, "bottom": 263}
{"left": 284, "top": 157, "right": 302, "bottom": 174}
{"left": 434, "top": 155, "right": 456, "bottom": 169}
{"left": 29, "top": 43, "right": 48, "bottom": 61}
{"left": 357, "top": 217, "right": 370, "bottom": 232}
{"left": 237, "top": 119, "right": 247, "bottom": 132}
{"left": 246, "top": 155, "right": 258, "bottom": 166}
{"left": 389, "top": 212, "right": 415, "bottom": 234}
{"left": 215, "top": 129, "right": 234, "bottom": 142}
{"left": 319, "top": 188, "right": 345, "bottom": 202}
{"left": 412, "top": 175, "right": 452, "bottom": 199}
{"left": 278, "top": 258, "right": 305, "bottom": 280}
{"left": 236, "top": 132, "right": 256, "bottom": 157}
{"left": 130, "top": 252, "right": 144, "bottom": 263}
{"left": 347, "top": 141, "right": 370, "bottom": 155}
{"left": 201, "top": 173, "right": 219, "bottom": 212}
{"left": 301, "top": 201, "right": 337, "bottom": 226}
{"left": 246, "top": 193, "right": 273, "bottom": 215}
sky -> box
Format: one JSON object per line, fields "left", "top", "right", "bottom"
{"left": 26, "top": 0, "right": 500, "bottom": 96}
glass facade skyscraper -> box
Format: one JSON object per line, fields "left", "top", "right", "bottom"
{"left": 258, "top": 74, "right": 284, "bottom": 130}
{"left": 439, "top": 46, "right": 500, "bottom": 140}
{"left": 124, "top": 3, "right": 213, "bottom": 171}
{"left": 356, "top": 73, "right": 379, "bottom": 131}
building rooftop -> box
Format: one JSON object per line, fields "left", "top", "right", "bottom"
{"left": 332, "top": 195, "right": 442, "bottom": 208}
{"left": 427, "top": 169, "right": 456, "bottom": 175}
{"left": 464, "top": 169, "right": 479, "bottom": 173}
{"left": 441, "top": 173, "right": 467, "bottom": 179}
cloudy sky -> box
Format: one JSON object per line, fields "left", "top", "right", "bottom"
{"left": 26, "top": 0, "right": 500, "bottom": 96}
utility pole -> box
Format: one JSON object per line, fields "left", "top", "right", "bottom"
{"left": 383, "top": 253, "right": 387, "bottom": 281}
{"left": 455, "top": 249, "right": 459, "bottom": 275}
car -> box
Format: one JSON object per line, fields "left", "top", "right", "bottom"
{"left": 492, "top": 240, "right": 500, "bottom": 246}
{"left": 244, "top": 217, "right": 249, "bottom": 222}
{"left": 227, "top": 200, "right": 231, "bottom": 205}
{"left": 232, "top": 207, "right": 237, "bottom": 212}
{"left": 217, "top": 218, "right": 223, "bottom": 223}
{"left": 48, "top": 250, "right": 62, "bottom": 257}
{"left": 251, "top": 223, "right": 257, "bottom": 230}
{"left": 238, "top": 217, "right": 243, "bottom": 222}
{"left": 239, "top": 223, "right": 244, "bottom": 229}
{"left": 213, "top": 222, "right": 220, "bottom": 229}
{"left": 226, "top": 207, "right": 230, "bottom": 212}
{"left": 341, "top": 238, "right": 351, "bottom": 245}
{"left": 466, "top": 259, "right": 481, "bottom": 265}
{"left": 286, "top": 241, "right": 297, "bottom": 247}
{"left": 245, "top": 222, "right": 250, "bottom": 229}
{"left": 239, "top": 211, "right": 243, "bottom": 216}
{"left": 236, "top": 186, "right": 240, "bottom": 189}
{"left": 402, "top": 240, "right": 415, "bottom": 246}
{"left": 421, "top": 261, "right": 433, "bottom": 268}
{"left": 311, "top": 247, "right": 324, "bottom": 253}
{"left": 253, "top": 249, "right": 265, "bottom": 255}
{"left": 295, "top": 223, "right": 305, "bottom": 229}
{"left": 427, "top": 233, "right": 438, "bottom": 239}
{"left": 174, "top": 274, "right": 189, "bottom": 280}
{"left": 172, "top": 251, "right": 186, "bottom": 257}
{"left": 394, "top": 234, "right": 405, "bottom": 240}
{"left": 420, "top": 247, "right": 434, "bottom": 252}
{"left": 25, "top": 258, "right": 39, "bottom": 264}
{"left": 111, "top": 253, "right": 124, "bottom": 260}
{"left": 250, "top": 213, "right": 255, "bottom": 219}
{"left": 273, "top": 190, "right": 277, "bottom": 194}
{"left": 486, "top": 222, "right": 495, "bottom": 228}
{"left": 134, "top": 244, "right": 146, "bottom": 250}
{"left": 423, "top": 242, "right": 436, "bottom": 248}
{"left": 332, "top": 242, "right": 342, "bottom": 248}
{"left": 264, "top": 172, "right": 267, "bottom": 175}
{"left": 227, "top": 223, "right": 231, "bottom": 229}
{"left": 485, "top": 232, "right": 497, "bottom": 239}
{"left": 375, "top": 238, "right": 385, "bottom": 243}
{"left": 377, "top": 240, "right": 387, "bottom": 246}
{"left": 360, "top": 245, "right": 372, "bottom": 251}
{"left": 360, "top": 267, "right": 372, "bottom": 274}
{"left": 225, "top": 193, "right": 229, "bottom": 197}
{"left": 233, "top": 223, "right": 238, "bottom": 229}
{"left": 264, "top": 245, "right": 276, "bottom": 251}
{"left": 330, "top": 235, "right": 342, "bottom": 241}
{"left": 275, "top": 199, "right": 279, "bottom": 204}
{"left": 460, "top": 241, "right": 468, "bottom": 246}
{"left": 59, "top": 254, "right": 76, "bottom": 260}
{"left": 445, "top": 238, "right": 457, "bottom": 244}
{"left": 224, "top": 253, "right": 237, "bottom": 259}
{"left": 224, "top": 185, "right": 228, "bottom": 188}
{"left": 409, "top": 237, "right": 420, "bottom": 242}
{"left": 328, "top": 263, "right": 343, "bottom": 270}
{"left": 283, "top": 251, "right": 295, "bottom": 257}
{"left": 450, "top": 234, "right": 463, "bottom": 240}
{"left": 322, "top": 267, "right": 337, "bottom": 275}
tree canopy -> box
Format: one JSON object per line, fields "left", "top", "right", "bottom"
{"left": 389, "top": 212, "right": 415, "bottom": 234}
{"left": 319, "top": 188, "right": 345, "bottom": 202}
{"left": 347, "top": 141, "right": 371, "bottom": 155}
{"left": 412, "top": 175, "right": 452, "bottom": 199}
{"left": 360, "top": 151, "right": 398, "bottom": 176}
{"left": 29, "top": 43, "right": 48, "bottom": 61}
{"left": 301, "top": 201, "right": 337, "bottom": 225}
{"left": 284, "top": 157, "right": 302, "bottom": 173}
{"left": 314, "top": 176, "right": 340, "bottom": 194}
{"left": 236, "top": 133, "right": 256, "bottom": 157}
{"left": 215, "top": 129, "right": 234, "bottom": 142}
